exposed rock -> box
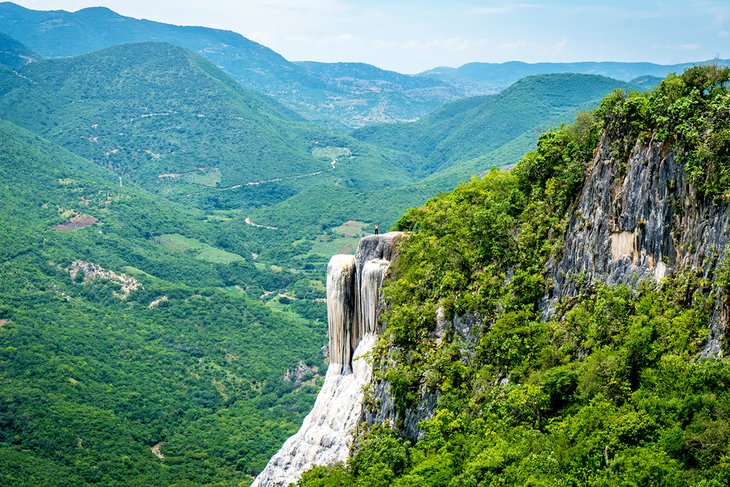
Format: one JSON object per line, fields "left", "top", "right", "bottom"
{"left": 366, "top": 306, "right": 478, "bottom": 442}
{"left": 148, "top": 295, "right": 168, "bottom": 309}
{"left": 544, "top": 133, "right": 730, "bottom": 354}
{"left": 365, "top": 379, "right": 438, "bottom": 442}
{"left": 252, "top": 334, "right": 376, "bottom": 487}
{"left": 150, "top": 442, "right": 164, "bottom": 460}
{"left": 326, "top": 255, "right": 357, "bottom": 374}
{"left": 252, "top": 233, "right": 402, "bottom": 487}
{"left": 283, "top": 361, "right": 318, "bottom": 384}
{"left": 67, "top": 260, "right": 142, "bottom": 299}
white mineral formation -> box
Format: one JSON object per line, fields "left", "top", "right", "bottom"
{"left": 358, "top": 259, "right": 390, "bottom": 336}
{"left": 252, "top": 233, "right": 402, "bottom": 487}
{"left": 327, "top": 255, "right": 357, "bottom": 374}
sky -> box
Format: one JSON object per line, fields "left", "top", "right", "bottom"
{"left": 11, "top": 0, "right": 730, "bottom": 73}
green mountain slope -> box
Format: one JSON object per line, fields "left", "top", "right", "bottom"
{"left": 0, "top": 31, "right": 37, "bottom": 68}
{"left": 295, "top": 61, "right": 461, "bottom": 125}
{"left": 0, "top": 2, "right": 457, "bottom": 127}
{"left": 0, "top": 119, "right": 329, "bottom": 485}
{"left": 0, "top": 42, "right": 328, "bottom": 187}
{"left": 3, "top": 2, "right": 726, "bottom": 128}
{"left": 354, "top": 73, "right": 633, "bottom": 176}
{"left": 0, "top": 2, "right": 318, "bottom": 94}
{"left": 0, "top": 40, "right": 426, "bottom": 269}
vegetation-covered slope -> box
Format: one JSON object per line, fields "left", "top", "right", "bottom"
{"left": 4, "top": 3, "right": 727, "bottom": 128}
{"left": 0, "top": 41, "right": 324, "bottom": 184}
{"left": 295, "top": 61, "right": 461, "bottom": 126}
{"left": 0, "top": 31, "right": 37, "bottom": 68}
{"left": 299, "top": 65, "right": 730, "bottom": 486}
{"left": 354, "top": 74, "right": 633, "bottom": 176}
{"left": 0, "top": 3, "right": 456, "bottom": 127}
{"left": 0, "top": 40, "right": 446, "bottom": 266}
{"left": 0, "top": 2, "right": 315, "bottom": 93}
{"left": 0, "top": 120, "right": 329, "bottom": 486}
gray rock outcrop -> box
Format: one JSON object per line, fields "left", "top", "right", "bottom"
{"left": 545, "top": 133, "right": 730, "bottom": 354}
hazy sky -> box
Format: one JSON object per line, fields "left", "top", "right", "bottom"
{"left": 12, "top": 0, "right": 730, "bottom": 73}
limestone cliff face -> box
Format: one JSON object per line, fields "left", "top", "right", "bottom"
{"left": 252, "top": 232, "right": 404, "bottom": 487}
{"left": 545, "top": 133, "right": 730, "bottom": 354}
{"left": 254, "top": 131, "right": 730, "bottom": 486}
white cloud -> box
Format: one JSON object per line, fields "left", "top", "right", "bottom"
{"left": 402, "top": 37, "right": 476, "bottom": 51}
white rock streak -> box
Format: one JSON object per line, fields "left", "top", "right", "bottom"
{"left": 252, "top": 234, "right": 402, "bottom": 487}
{"left": 359, "top": 259, "right": 390, "bottom": 337}
{"left": 251, "top": 333, "right": 376, "bottom": 487}
{"left": 327, "top": 255, "right": 357, "bottom": 374}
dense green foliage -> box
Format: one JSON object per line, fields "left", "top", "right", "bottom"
{"left": 0, "top": 40, "right": 631, "bottom": 274}
{"left": 597, "top": 65, "right": 730, "bottom": 199}
{"left": 0, "top": 42, "right": 319, "bottom": 183}
{"left": 0, "top": 42, "right": 434, "bottom": 248}
{"left": 4, "top": 20, "right": 728, "bottom": 486}
{"left": 299, "top": 67, "right": 730, "bottom": 486}
{"left": 0, "top": 120, "right": 328, "bottom": 485}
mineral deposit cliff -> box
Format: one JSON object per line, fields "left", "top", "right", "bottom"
{"left": 255, "top": 128, "right": 730, "bottom": 486}
{"left": 252, "top": 232, "right": 404, "bottom": 487}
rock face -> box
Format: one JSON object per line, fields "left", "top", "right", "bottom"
{"left": 252, "top": 232, "right": 404, "bottom": 487}
{"left": 326, "top": 255, "right": 358, "bottom": 374}
{"left": 544, "top": 134, "right": 730, "bottom": 354}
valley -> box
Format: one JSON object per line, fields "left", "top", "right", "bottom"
{"left": 1, "top": 2, "right": 729, "bottom": 486}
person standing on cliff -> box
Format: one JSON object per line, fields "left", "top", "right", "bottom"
{"left": 374, "top": 223, "right": 379, "bottom": 235}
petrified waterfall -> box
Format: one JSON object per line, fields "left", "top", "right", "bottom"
{"left": 327, "top": 255, "right": 357, "bottom": 374}
{"left": 252, "top": 233, "right": 402, "bottom": 487}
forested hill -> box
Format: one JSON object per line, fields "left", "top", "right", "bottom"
{"left": 1, "top": 2, "right": 724, "bottom": 128}
{"left": 0, "top": 2, "right": 308, "bottom": 91}
{"left": 299, "top": 65, "right": 730, "bottom": 486}
{"left": 0, "top": 2, "right": 457, "bottom": 126}
{"left": 0, "top": 119, "right": 331, "bottom": 485}
{"left": 0, "top": 31, "right": 36, "bottom": 68}
{"left": 0, "top": 41, "right": 322, "bottom": 186}
{"left": 0, "top": 40, "right": 428, "bottom": 244}
{"left": 353, "top": 73, "right": 635, "bottom": 176}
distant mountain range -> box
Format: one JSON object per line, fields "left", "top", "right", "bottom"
{"left": 0, "top": 2, "right": 458, "bottom": 127}
{"left": 418, "top": 59, "right": 730, "bottom": 96}
{"left": 0, "top": 1, "right": 727, "bottom": 127}
{"left": 354, "top": 73, "right": 635, "bottom": 176}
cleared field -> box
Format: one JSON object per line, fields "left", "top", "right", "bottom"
{"left": 309, "top": 235, "right": 359, "bottom": 257}
{"left": 183, "top": 168, "right": 222, "bottom": 187}
{"left": 311, "top": 146, "right": 351, "bottom": 159}
{"left": 154, "top": 233, "right": 244, "bottom": 264}
{"left": 330, "top": 220, "right": 369, "bottom": 237}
